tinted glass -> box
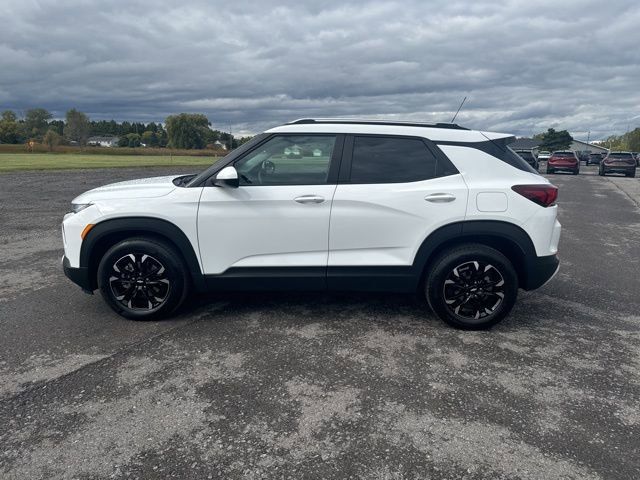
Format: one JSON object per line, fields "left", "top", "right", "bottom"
{"left": 235, "top": 135, "right": 335, "bottom": 185}
{"left": 516, "top": 151, "right": 535, "bottom": 161}
{"left": 553, "top": 152, "right": 575, "bottom": 157}
{"left": 502, "top": 147, "right": 539, "bottom": 173}
{"left": 610, "top": 153, "right": 633, "bottom": 158}
{"left": 350, "top": 136, "right": 440, "bottom": 183}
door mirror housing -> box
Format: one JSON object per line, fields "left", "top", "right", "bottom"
{"left": 213, "top": 166, "right": 239, "bottom": 188}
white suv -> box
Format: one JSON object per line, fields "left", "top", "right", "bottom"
{"left": 62, "top": 119, "right": 561, "bottom": 329}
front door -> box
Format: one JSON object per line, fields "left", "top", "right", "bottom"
{"left": 197, "top": 134, "right": 342, "bottom": 283}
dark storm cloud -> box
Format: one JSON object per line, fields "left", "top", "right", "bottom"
{"left": 1, "top": 0, "right": 639, "bottom": 138}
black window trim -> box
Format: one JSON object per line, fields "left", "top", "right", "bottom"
{"left": 339, "top": 133, "right": 459, "bottom": 185}
{"left": 195, "top": 133, "right": 345, "bottom": 187}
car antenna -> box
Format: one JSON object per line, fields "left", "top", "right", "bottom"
{"left": 451, "top": 96, "right": 467, "bottom": 123}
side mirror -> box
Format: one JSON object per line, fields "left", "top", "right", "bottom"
{"left": 214, "top": 166, "right": 239, "bottom": 188}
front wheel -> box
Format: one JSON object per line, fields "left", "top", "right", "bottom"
{"left": 425, "top": 244, "right": 518, "bottom": 329}
{"left": 97, "top": 237, "right": 189, "bottom": 320}
{"left": 627, "top": 169, "right": 636, "bottom": 178}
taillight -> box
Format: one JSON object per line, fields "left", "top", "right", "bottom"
{"left": 512, "top": 184, "right": 558, "bottom": 207}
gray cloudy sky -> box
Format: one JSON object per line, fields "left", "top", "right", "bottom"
{"left": 1, "top": 0, "right": 639, "bottom": 139}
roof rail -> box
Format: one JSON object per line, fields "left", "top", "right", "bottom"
{"left": 286, "top": 118, "right": 469, "bottom": 130}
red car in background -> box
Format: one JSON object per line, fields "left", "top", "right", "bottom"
{"left": 546, "top": 151, "right": 580, "bottom": 175}
{"left": 599, "top": 152, "right": 637, "bottom": 177}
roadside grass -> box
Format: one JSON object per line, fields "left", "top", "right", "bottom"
{"left": 0, "top": 154, "right": 220, "bottom": 172}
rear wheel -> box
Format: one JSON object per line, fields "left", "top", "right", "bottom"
{"left": 546, "top": 167, "right": 554, "bottom": 174}
{"left": 97, "top": 237, "right": 189, "bottom": 320}
{"left": 425, "top": 244, "right": 518, "bottom": 329}
{"left": 627, "top": 169, "right": 636, "bottom": 178}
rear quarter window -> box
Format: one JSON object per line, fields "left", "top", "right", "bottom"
{"left": 435, "top": 139, "right": 539, "bottom": 174}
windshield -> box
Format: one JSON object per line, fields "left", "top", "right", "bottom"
{"left": 553, "top": 152, "right": 575, "bottom": 157}
{"left": 609, "top": 153, "right": 633, "bottom": 158}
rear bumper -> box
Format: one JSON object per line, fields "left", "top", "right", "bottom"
{"left": 603, "top": 165, "right": 634, "bottom": 174}
{"left": 62, "top": 255, "right": 94, "bottom": 293}
{"left": 548, "top": 164, "right": 578, "bottom": 171}
{"left": 522, "top": 254, "right": 559, "bottom": 290}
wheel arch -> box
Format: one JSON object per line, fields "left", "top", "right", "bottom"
{"left": 413, "top": 220, "right": 537, "bottom": 290}
{"left": 80, "top": 217, "right": 205, "bottom": 292}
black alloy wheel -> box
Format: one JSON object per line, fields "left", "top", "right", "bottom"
{"left": 442, "top": 261, "right": 505, "bottom": 320}
{"left": 425, "top": 244, "right": 518, "bottom": 329}
{"left": 97, "top": 237, "right": 189, "bottom": 320}
{"left": 108, "top": 253, "right": 170, "bottom": 311}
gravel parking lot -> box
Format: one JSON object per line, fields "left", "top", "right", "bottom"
{"left": 1, "top": 165, "right": 639, "bottom": 479}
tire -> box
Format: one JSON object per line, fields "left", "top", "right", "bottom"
{"left": 97, "top": 237, "right": 189, "bottom": 320}
{"left": 573, "top": 168, "right": 579, "bottom": 175}
{"left": 425, "top": 244, "right": 518, "bottom": 330}
{"left": 599, "top": 168, "right": 604, "bottom": 176}
{"left": 546, "top": 168, "right": 553, "bottom": 174}
{"left": 627, "top": 169, "right": 636, "bottom": 178}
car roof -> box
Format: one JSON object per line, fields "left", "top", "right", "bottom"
{"left": 266, "top": 118, "right": 513, "bottom": 143}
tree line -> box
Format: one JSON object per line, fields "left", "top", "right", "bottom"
{"left": 0, "top": 108, "right": 251, "bottom": 150}
{"left": 601, "top": 128, "right": 640, "bottom": 152}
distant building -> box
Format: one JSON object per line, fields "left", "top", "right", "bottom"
{"left": 510, "top": 137, "right": 609, "bottom": 155}
{"left": 213, "top": 140, "right": 228, "bottom": 150}
{"left": 568, "top": 139, "right": 608, "bottom": 154}
{"left": 87, "top": 136, "right": 119, "bottom": 147}
{"left": 510, "top": 137, "right": 542, "bottom": 153}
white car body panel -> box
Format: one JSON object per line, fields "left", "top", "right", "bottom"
{"left": 62, "top": 180, "right": 202, "bottom": 268}
{"left": 440, "top": 144, "right": 558, "bottom": 257}
{"left": 329, "top": 174, "right": 468, "bottom": 266}
{"left": 72, "top": 175, "right": 179, "bottom": 203}
{"left": 266, "top": 123, "right": 511, "bottom": 144}
{"left": 197, "top": 184, "right": 337, "bottom": 274}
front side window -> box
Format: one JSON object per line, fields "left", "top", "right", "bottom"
{"left": 350, "top": 136, "right": 444, "bottom": 184}
{"left": 235, "top": 135, "right": 336, "bottom": 186}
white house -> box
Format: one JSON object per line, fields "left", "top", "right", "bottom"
{"left": 87, "top": 136, "right": 119, "bottom": 147}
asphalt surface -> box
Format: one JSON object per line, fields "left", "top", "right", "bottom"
{"left": 0, "top": 165, "right": 639, "bottom": 479}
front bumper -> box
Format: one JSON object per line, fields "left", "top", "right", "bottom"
{"left": 522, "top": 254, "right": 560, "bottom": 290}
{"left": 61, "top": 255, "right": 94, "bottom": 293}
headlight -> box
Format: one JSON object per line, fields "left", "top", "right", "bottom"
{"left": 71, "top": 203, "right": 93, "bottom": 213}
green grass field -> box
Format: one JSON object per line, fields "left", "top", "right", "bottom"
{"left": 0, "top": 153, "right": 220, "bottom": 172}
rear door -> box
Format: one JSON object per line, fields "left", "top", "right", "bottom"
{"left": 328, "top": 135, "right": 468, "bottom": 280}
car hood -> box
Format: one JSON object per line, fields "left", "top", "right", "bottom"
{"left": 72, "top": 175, "right": 182, "bottom": 203}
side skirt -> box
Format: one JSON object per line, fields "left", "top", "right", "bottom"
{"left": 203, "top": 266, "right": 419, "bottom": 293}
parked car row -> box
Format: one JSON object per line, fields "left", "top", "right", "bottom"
{"left": 513, "top": 149, "right": 637, "bottom": 177}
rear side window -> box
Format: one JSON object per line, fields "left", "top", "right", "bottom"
{"left": 350, "top": 136, "right": 455, "bottom": 184}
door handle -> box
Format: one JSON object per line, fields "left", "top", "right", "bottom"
{"left": 294, "top": 195, "right": 325, "bottom": 204}
{"left": 425, "top": 193, "right": 456, "bottom": 203}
